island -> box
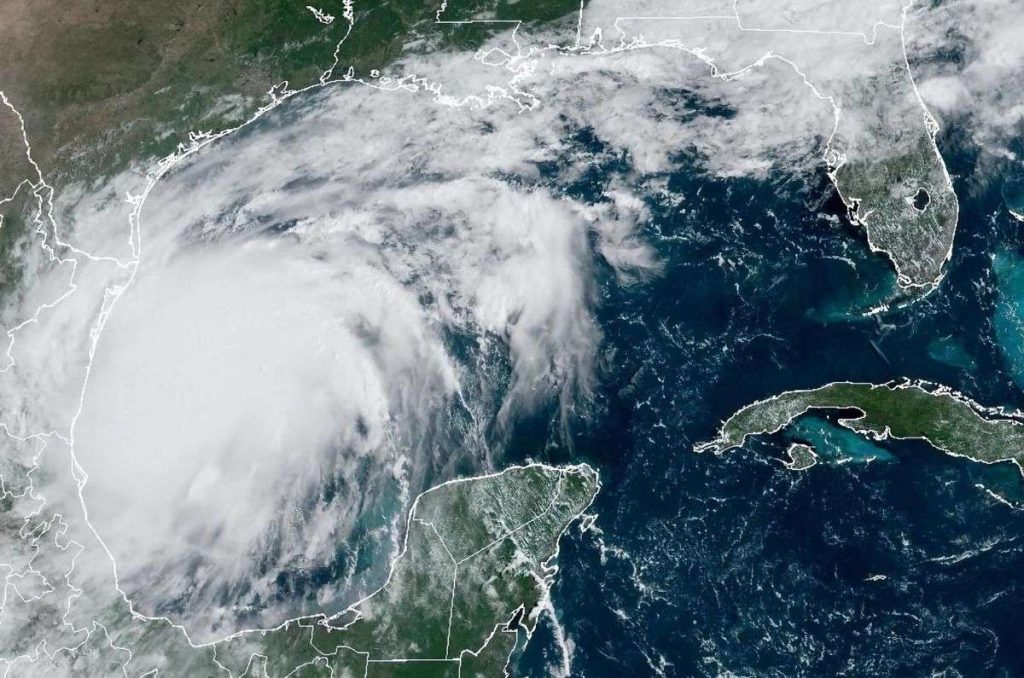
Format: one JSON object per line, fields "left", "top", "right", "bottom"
{"left": 781, "top": 442, "right": 819, "bottom": 471}
{"left": 696, "top": 381, "right": 1024, "bottom": 473}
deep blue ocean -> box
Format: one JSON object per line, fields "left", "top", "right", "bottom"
{"left": 513, "top": 125, "right": 1024, "bottom": 675}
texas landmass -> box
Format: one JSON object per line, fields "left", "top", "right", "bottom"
{"left": 2, "top": 0, "right": 960, "bottom": 297}
{"left": 697, "top": 380, "right": 1024, "bottom": 478}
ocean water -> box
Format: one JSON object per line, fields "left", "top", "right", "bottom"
{"left": 514, "top": 130, "right": 1024, "bottom": 675}
{"left": 928, "top": 335, "right": 977, "bottom": 371}
{"left": 1003, "top": 171, "right": 1024, "bottom": 218}
{"left": 198, "top": 83, "right": 1024, "bottom": 674}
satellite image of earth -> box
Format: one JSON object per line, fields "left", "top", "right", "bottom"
{"left": 1, "top": 0, "right": 1024, "bottom": 675}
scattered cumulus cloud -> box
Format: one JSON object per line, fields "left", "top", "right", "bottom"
{"left": 3, "top": 0, "right": 1012, "bottom": 642}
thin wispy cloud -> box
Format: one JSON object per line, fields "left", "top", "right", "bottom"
{"left": 2, "top": 0, "right": 1011, "bottom": 647}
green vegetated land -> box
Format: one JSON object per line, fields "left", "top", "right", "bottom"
{"left": 110, "top": 464, "right": 598, "bottom": 677}
{"left": 2, "top": 0, "right": 338, "bottom": 186}
{"left": 0, "top": 0, "right": 585, "bottom": 189}
{"left": 697, "top": 381, "right": 1024, "bottom": 470}
{"left": 0, "top": 0, "right": 586, "bottom": 295}
{"left": 834, "top": 134, "right": 958, "bottom": 290}
{"left": 781, "top": 443, "right": 818, "bottom": 471}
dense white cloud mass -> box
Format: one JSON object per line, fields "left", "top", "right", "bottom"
{"left": 77, "top": 237, "right": 453, "bottom": 619}
{"left": 0, "top": 19, "right": 894, "bottom": 642}
{"left": 907, "top": 0, "right": 1024, "bottom": 163}
{"left": 735, "top": 0, "right": 905, "bottom": 33}
{"left": 3, "top": 0, "right": 1008, "bottom": 653}
{"left": 64, "top": 54, "right": 670, "bottom": 638}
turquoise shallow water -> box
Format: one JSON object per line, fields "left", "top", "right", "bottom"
{"left": 927, "top": 336, "right": 976, "bottom": 371}
{"left": 788, "top": 416, "right": 895, "bottom": 464}
{"left": 527, "top": 131, "right": 1024, "bottom": 676}
{"left": 993, "top": 251, "right": 1024, "bottom": 388}
{"left": 803, "top": 256, "right": 898, "bottom": 323}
